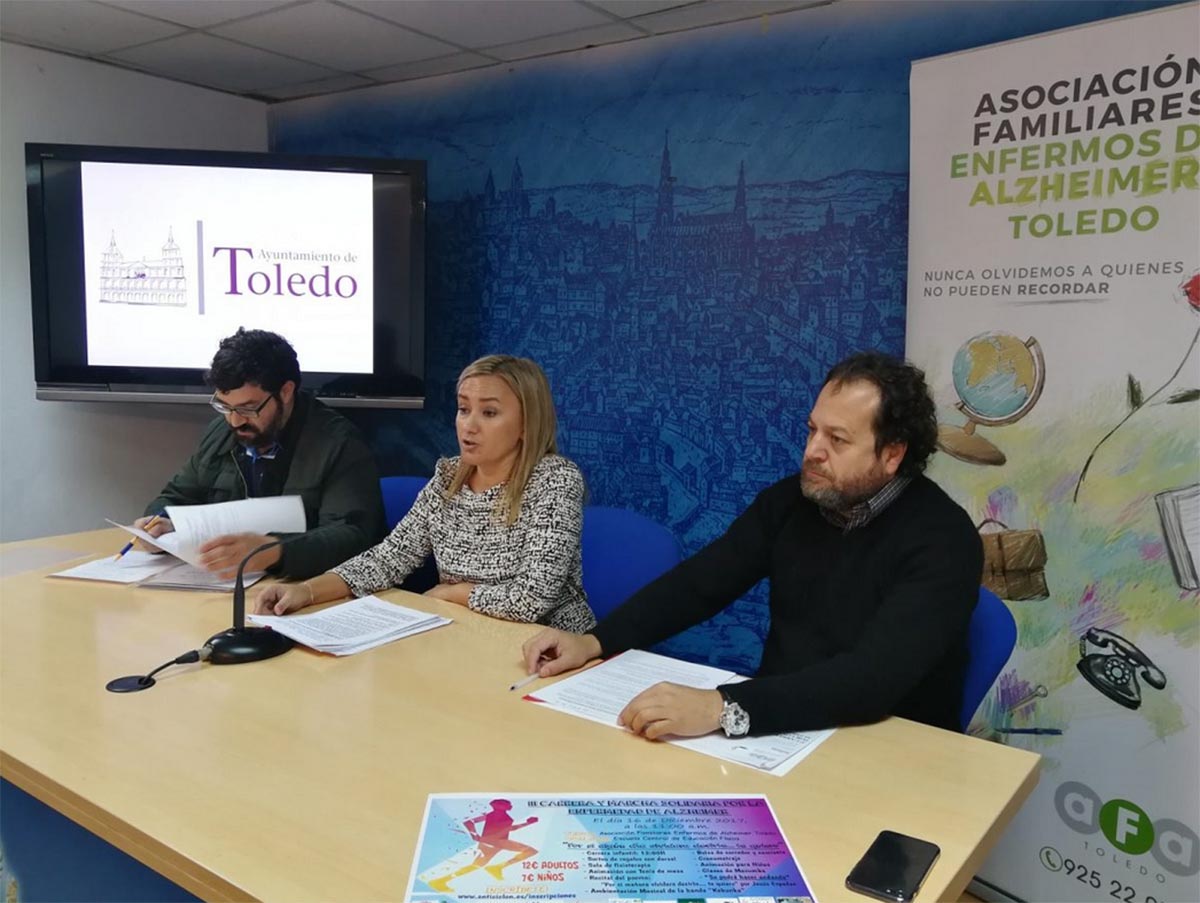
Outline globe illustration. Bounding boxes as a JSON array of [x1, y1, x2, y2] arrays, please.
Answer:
[[939, 332, 1045, 465]]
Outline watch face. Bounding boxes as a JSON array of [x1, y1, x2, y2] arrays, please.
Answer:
[[721, 701, 750, 737]]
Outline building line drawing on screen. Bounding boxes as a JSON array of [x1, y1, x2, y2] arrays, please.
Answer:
[[99, 227, 187, 306]]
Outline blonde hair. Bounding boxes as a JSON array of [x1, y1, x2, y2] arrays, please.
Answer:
[[447, 355, 559, 524]]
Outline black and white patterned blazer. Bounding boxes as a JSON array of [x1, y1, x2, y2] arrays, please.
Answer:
[[333, 455, 595, 633]]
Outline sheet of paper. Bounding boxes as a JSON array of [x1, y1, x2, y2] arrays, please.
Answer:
[[531, 648, 736, 726], [248, 595, 451, 655], [528, 649, 834, 775], [405, 793, 817, 903], [107, 496, 306, 568], [106, 519, 193, 564], [674, 726, 836, 776], [165, 496, 306, 563], [166, 495, 306, 540], [50, 551, 177, 584], [321, 617, 451, 656], [250, 595, 435, 644]]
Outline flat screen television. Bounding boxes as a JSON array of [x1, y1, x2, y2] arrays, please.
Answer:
[[25, 142, 425, 408]]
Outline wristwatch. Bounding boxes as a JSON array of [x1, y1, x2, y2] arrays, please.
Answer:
[[717, 687, 750, 737]]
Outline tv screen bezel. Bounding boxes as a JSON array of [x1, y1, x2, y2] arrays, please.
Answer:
[[25, 142, 426, 409]]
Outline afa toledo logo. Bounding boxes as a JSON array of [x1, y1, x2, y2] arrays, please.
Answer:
[[1055, 781, 1198, 877]]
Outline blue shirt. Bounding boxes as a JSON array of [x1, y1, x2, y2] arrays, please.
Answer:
[[239, 441, 281, 497]]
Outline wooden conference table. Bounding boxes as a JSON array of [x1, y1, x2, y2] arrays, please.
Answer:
[[1, 528, 1039, 902]]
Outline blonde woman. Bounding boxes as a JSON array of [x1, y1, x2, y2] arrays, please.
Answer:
[[253, 355, 595, 633]]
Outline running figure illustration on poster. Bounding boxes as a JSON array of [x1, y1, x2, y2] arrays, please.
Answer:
[[425, 799, 538, 893]]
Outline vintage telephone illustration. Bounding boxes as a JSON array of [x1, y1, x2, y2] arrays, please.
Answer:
[[1077, 628, 1167, 710]]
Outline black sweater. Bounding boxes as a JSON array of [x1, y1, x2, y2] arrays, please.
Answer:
[[592, 474, 983, 734]]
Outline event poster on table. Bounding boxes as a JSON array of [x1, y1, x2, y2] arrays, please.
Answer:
[[405, 794, 815, 903]]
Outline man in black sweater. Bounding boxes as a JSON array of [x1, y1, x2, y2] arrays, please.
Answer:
[[522, 351, 982, 738]]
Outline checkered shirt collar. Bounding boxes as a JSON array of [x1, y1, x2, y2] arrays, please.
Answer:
[[818, 476, 911, 531]]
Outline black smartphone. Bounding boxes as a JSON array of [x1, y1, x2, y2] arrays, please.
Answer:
[[845, 830, 941, 902]]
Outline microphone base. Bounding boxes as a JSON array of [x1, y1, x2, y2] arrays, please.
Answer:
[[206, 627, 295, 664], [106, 675, 155, 693]]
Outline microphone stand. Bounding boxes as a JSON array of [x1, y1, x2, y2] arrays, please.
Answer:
[[205, 538, 295, 664]]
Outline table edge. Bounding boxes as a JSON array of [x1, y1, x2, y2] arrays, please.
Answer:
[[1, 750, 255, 902]]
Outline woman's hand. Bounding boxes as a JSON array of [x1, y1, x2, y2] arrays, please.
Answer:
[[253, 582, 315, 615]]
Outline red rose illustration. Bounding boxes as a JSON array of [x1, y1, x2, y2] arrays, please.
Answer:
[[1183, 272, 1200, 311]]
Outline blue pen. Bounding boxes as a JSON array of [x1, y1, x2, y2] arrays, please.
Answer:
[[115, 514, 160, 560]]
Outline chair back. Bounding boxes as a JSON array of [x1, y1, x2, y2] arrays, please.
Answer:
[[380, 475, 428, 530], [961, 587, 1018, 730], [582, 506, 682, 620], [378, 475, 438, 593]]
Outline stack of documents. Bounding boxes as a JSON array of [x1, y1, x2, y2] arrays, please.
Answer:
[[142, 562, 265, 591], [51, 551, 264, 591], [248, 595, 451, 656], [526, 649, 834, 776], [53, 550, 178, 584]]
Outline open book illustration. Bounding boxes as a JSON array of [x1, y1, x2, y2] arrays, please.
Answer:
[[1156, 484, 1199, 591]]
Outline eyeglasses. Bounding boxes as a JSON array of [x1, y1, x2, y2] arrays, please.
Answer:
[[209, 392, 275, 418]]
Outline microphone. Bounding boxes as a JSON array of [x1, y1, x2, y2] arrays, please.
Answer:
[[205, 538, 296, 665], [105, 539, 295, 691]]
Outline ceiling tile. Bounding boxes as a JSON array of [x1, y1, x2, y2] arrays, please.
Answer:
[[106, 31, 339, 90], [588, 0, 697, 18], [259, 72, 377, 99], [103, 0, 295, 29], [633, 0, 811, 34], [210, 1, 457, 71], [344, 0, 612, 49], [2, 0, 836, 102], [362, 50, 494, 83], [0, 0, 185, 54], [486, 21, 641, 60]]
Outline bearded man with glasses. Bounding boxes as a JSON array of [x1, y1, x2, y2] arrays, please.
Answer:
[[135, 328, 385, 579]]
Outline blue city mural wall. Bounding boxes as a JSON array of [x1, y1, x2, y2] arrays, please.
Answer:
[[272, 0, 1176, 673]]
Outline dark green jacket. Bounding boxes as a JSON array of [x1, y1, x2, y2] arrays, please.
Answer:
[[145, 392, 385, 580]]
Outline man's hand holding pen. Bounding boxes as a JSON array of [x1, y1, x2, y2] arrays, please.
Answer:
[[128, 514, 172, 554]]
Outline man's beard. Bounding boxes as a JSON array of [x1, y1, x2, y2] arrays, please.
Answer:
[[233, 407, 283, 448], [800, 464, 890, 512]]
